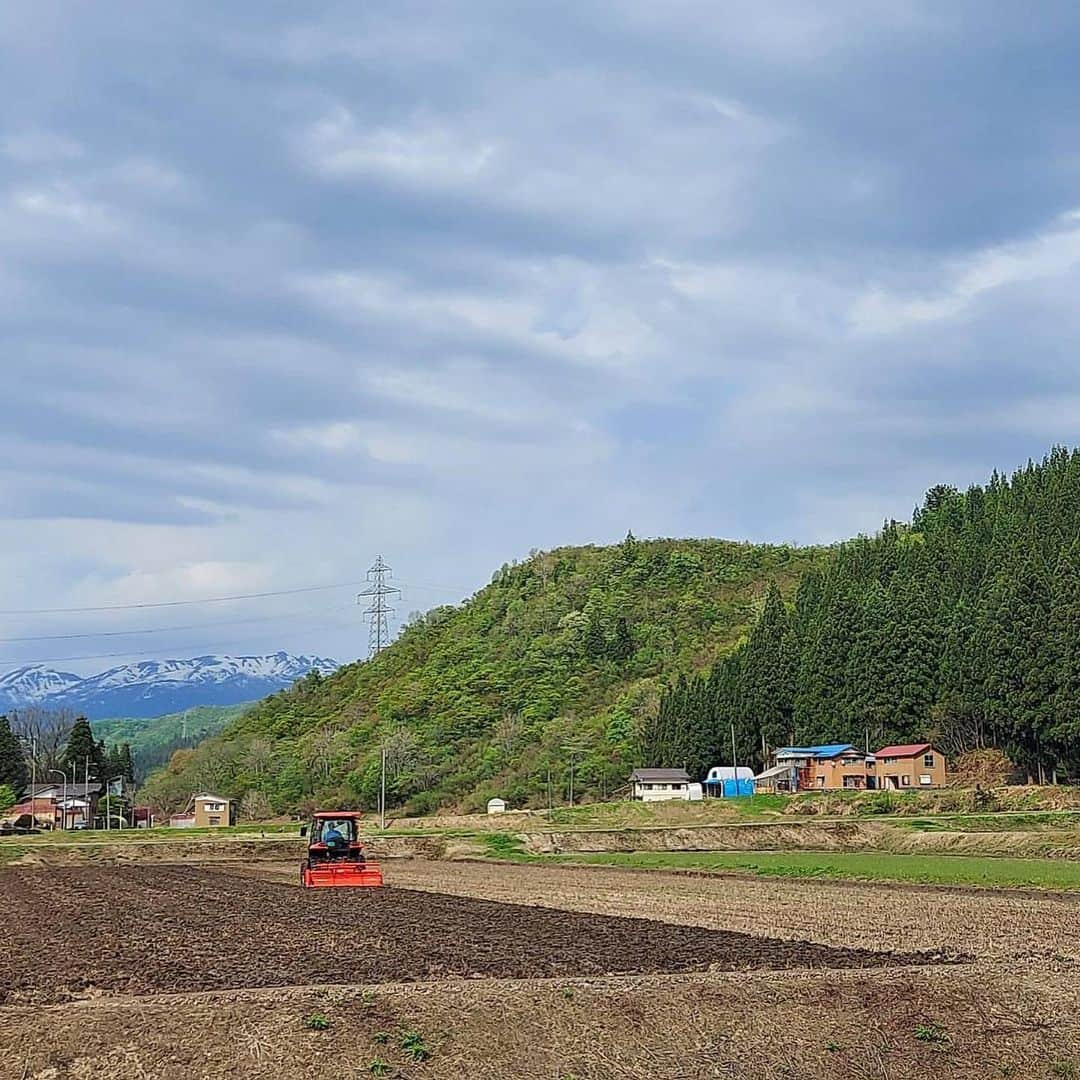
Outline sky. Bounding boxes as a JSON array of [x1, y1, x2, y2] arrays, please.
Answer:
[[3, 2, 1080, 673]]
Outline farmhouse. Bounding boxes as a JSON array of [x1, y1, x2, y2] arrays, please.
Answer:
[[773, 745, 869, 791], [630, 768, 691, 802], [27, 782, 103, 828], [192, 793, 235, 827], [870, 743, 947, 790]]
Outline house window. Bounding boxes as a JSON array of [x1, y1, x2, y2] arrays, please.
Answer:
[[203, 802, 225, 812], [901, 775, 910, 787], [642, 784, 653, 791], [923, 754, 934, 768], [208, 816, 221, 826]]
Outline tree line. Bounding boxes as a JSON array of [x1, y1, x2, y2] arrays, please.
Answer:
[[641, 447, 1080, 782], [0, 712, 135, 810]]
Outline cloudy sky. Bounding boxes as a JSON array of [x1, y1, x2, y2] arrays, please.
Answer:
[[2, 2, 1079, 672]]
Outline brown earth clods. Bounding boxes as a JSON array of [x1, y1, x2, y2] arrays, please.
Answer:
[[0, 865, 954, 1006]]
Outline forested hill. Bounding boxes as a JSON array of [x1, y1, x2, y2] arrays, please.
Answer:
[[141, 537, 825, 814], [645, 447, 1080, 783]]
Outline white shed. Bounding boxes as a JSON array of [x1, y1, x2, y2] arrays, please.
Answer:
[[486, 797, 507, 815]]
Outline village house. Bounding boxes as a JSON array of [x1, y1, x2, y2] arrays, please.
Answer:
[[772, 745, 869, 791], [26, 782, 103, 828], [629, 768, 692, 802], [870, 743, 947, 790], [192, 793, 235, 827]]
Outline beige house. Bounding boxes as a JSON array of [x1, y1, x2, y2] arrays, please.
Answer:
[[630, 767, 691, 802], [870, 744, 947, 790], [192, 793, 234, 827]]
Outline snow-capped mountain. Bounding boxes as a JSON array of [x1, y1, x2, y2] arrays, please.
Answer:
[[0, 664, 82, 704], [0, 652, 339, 719]]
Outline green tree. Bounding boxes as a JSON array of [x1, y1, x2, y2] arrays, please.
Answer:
[[610, 616, 635, 663], [61, 718, 104, 781], [0, 715, 28, 794], [740, 583, 795, 760], [119, 743, 136, 785], [0, 783, 16, 812]]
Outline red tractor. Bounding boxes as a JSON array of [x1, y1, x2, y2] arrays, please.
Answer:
[[300, 811, 383, 888]]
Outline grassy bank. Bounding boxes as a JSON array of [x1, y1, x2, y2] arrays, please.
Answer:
[[555, 849, 1080, 889]]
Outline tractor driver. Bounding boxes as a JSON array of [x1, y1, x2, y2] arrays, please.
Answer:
[[321, 820, 347, 851]]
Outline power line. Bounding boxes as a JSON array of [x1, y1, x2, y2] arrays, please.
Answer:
[[0, 603, 356, 644], [358, 556, 400, 657], [0, 579, 369, 617], [0, 613, 360, 667]]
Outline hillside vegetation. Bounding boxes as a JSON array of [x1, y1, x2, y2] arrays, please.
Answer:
[[93, 703, 251, 782], [141, 537, 825, 814], [647, 447, 1080, 782]]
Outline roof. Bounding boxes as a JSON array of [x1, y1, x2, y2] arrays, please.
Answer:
[[312, 811, 362, 819], [705, 766, 755, 782], [30, 782, 102, 797], [755, 764, 795, 780], [630, 768, 691, 782], [775, 744, 855, 760], [873, 743, 932, 759], [4, 799, 54, 816], [193, 793, 231, 803]]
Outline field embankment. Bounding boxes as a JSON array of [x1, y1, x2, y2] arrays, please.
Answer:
[[5, 805, 1080, 871]]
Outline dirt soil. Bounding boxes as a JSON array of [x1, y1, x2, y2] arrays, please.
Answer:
[[1, 861, 1078, 1079], [2, 965, 1078, 1080], [0, 866, 949, 1006], [374, 858, 1080, 960]]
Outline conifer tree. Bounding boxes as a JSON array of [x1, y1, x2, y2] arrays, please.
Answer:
[[0, 715, 28, 794], [120, 743, 136, 785], [740, 583, 794, 760], [61, 718, 103, 781], [610, 617, 634, 663]]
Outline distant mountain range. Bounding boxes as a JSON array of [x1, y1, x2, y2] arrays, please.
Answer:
[[0, 652, 340, 719]]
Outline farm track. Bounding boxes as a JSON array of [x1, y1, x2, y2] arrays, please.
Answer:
[[0, 866, 951, 1006]]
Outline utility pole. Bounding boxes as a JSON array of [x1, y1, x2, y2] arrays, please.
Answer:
[[358, 556, 401, 658], [379, 747, 387, 830], [561, 744, 584, 807]]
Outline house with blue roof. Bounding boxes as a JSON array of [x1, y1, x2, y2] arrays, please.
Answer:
[[761, 743, 870, 792]]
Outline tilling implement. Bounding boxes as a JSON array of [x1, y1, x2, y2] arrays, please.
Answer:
[[300, 811, 383, 888]]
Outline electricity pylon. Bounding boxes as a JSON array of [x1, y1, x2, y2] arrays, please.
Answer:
[[358, 555, 400, 657]]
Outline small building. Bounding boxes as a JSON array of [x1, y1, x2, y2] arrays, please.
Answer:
[[28, 783, 103, 828], [169, 813, 196, 828], [753, 763, 798, 794], [870, 744, 947, 790], [1, 797, 56, 830], [630, 767, 692, 802], [704, 766, 755, 798], [774, 744, 869, 791], [486, 797, 507, 815], [192, 793, 235, 827]]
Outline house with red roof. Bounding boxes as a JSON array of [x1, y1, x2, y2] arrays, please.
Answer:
[[870, 743, 947, 790]]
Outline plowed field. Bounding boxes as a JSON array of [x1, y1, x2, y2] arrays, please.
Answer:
[[0, 865, 950, 1005]]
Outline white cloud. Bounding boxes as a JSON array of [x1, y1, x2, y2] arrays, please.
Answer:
[[850, 211, 1080, 335], [301, 107, 496, 186]]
